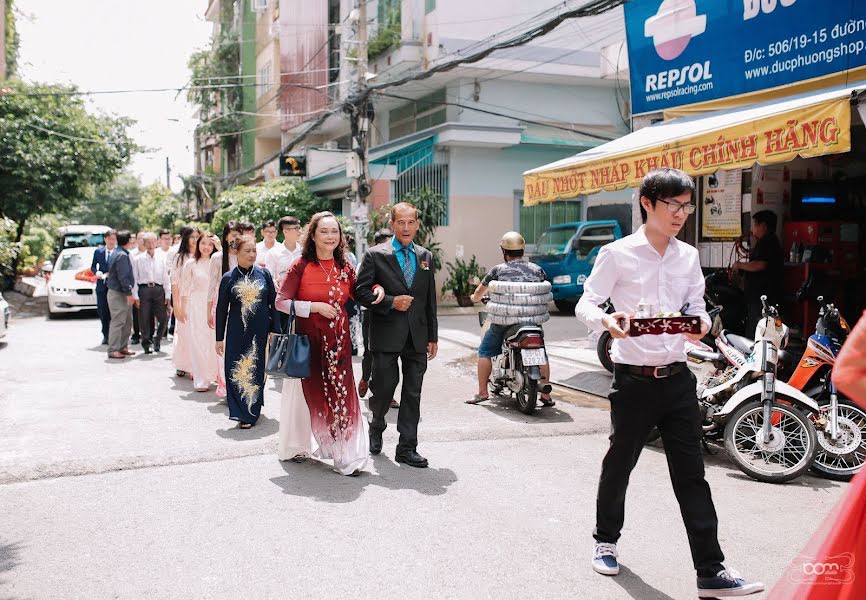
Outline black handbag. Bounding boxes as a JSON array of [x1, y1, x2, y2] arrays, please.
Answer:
[[265, 302, 311, 379]]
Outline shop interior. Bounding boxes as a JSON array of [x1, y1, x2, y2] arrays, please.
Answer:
[[690, 109, 866, 341]]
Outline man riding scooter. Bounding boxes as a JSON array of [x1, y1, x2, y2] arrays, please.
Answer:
[[467, 231, 554, 406]]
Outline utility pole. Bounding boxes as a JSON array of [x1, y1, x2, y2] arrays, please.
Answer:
[[349, 0, 371, 259], [165, 157, 171, 189]]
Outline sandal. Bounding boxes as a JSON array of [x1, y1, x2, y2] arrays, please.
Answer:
[[466, 394, 489, 405], [238, 423, 253, 429], [540, 385, 555, 407], [176, 370, 187, 377], [291, 454, 307, 463]]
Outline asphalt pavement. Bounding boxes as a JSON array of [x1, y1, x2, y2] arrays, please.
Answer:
[[0, 303, 851, 599]]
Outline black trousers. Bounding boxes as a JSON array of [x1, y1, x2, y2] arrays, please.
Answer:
[[138, 285, 167, 346], [370, 339, 427, 454], [594, 367, 725, 577], [95, 287, 110, 340], [132, 304, 141, 338], [168, 296, 176, 335], [360, 310, 373, 382]]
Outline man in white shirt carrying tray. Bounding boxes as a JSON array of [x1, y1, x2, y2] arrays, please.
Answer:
[[575, 168, 763, 598]]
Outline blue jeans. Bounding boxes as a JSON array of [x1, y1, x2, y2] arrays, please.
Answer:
[[478, 324, 509, 358]]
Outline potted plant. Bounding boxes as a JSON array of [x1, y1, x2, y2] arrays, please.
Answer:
[[441, 256, 486, 307]]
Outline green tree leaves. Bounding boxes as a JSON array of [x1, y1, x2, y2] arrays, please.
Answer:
[[0, 81, 137, 273], [211, 179, 331, 236], [135, 183, 183, 232]]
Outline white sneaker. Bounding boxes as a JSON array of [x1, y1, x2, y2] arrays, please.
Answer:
[[697, 568, 764, 597], [592, 542, 619, 576]]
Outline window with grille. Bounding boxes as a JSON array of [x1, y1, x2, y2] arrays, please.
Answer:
[[517, 194, 583, 247], [257, 61, 272, 98], [374, 138, 449, 226], [388, 89, 447, 140]]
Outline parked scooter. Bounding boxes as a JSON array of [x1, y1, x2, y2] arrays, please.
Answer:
[[786, 297, 866, 480], [687, 296, 820, 483], [478, 299, 549, 415]]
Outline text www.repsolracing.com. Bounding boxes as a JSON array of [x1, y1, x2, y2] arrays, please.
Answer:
[[745, 39, 866, 80], [645, 81, 714, 103]]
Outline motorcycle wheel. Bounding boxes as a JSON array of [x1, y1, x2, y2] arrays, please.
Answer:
[[516, 378, 538, 415], [724, 399, 818, 484], [811, 399, 866, 480], [597, 331, 614, 373]]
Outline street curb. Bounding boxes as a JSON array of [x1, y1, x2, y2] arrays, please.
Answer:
[[437, 330, 605, 390]]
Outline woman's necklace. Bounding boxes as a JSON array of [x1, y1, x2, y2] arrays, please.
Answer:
[[318, 258, 336, 282]]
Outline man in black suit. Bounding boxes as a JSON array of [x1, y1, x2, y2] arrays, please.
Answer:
[[91, 229, 117, 345], [356, 202, 438, 468]]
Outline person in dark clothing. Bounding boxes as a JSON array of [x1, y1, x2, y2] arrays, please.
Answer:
[[357, 228, 396, 407], [106, 230, 137, 360], [91, 229, 117, 345], [734, 210, 784, 336]]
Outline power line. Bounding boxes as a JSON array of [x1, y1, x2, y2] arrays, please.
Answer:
[[200, 0, 626, 185], [20, 122, 110, 144], [374, 90, 614, 140]]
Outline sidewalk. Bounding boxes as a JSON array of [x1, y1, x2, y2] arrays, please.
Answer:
[[438, 325, 613, 397]]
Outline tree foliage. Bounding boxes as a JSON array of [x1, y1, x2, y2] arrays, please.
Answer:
[[186, 0, 242, 167], [211, 179, 331, 237], [4, 0, 19, 77], [0, 81, 136, 237], [69, 172, 144, 232], [135, 183, 183, 233]]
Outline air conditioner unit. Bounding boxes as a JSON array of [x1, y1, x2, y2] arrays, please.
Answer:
[[252, 0, 268, 13]]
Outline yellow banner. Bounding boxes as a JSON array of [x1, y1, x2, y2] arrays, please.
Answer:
[[523, 97, 851, 206]]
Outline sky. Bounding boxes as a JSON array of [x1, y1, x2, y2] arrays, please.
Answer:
[[16, 0, 213, 192]]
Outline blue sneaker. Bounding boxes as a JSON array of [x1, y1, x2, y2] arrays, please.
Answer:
[[697, 568, 764, 597], [592, 542, 619, 576]]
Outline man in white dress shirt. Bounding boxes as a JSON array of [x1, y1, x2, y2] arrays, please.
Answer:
[[265, 216, 303, 288], [132, 232, 171, 354], [575, 169, 763, 598], [255, 220, 279, 268]]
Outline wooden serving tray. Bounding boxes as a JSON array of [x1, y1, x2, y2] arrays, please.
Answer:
[[628, 316, 703, 337]]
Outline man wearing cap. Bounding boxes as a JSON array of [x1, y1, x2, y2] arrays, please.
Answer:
[[467, 231, 554, 406]]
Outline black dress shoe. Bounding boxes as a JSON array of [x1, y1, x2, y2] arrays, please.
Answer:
[[142, 345, 152, 355], [369, 430, 383, 455], [131, 336, 141, 345], [395, 450, 428, 468], [101, 338, 108, 345], [153, 342, 161, 353]]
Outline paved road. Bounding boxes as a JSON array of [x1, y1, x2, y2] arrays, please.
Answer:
[[0, 306, 849, 599], [439, 311, 590, 344]]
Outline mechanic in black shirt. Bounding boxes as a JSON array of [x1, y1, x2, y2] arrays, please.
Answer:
[[734, 210, 784, 336]]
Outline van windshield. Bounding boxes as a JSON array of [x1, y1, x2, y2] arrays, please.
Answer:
[[63, 233, 105, 249], [535, 227, 576, 257]]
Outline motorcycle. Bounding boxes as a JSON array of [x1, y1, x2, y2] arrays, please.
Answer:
[[786, 296, 866, 480], [686, 296, 820, 483], [479, 299, 549, 415]]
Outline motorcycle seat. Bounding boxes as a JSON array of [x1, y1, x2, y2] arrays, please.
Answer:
[[505, 324, 543, 343], [688, 349, 723, 363], [720, 331, 754, 355]]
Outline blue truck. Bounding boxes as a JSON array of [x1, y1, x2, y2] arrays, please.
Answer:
[[530, 220, 623, 313]]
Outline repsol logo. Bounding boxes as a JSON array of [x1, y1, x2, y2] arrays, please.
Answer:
[[744, 0, 796, 21], [646, 61, 713, 92]]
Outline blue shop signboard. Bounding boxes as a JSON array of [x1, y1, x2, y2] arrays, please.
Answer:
[[625, 0, 866, 115]]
